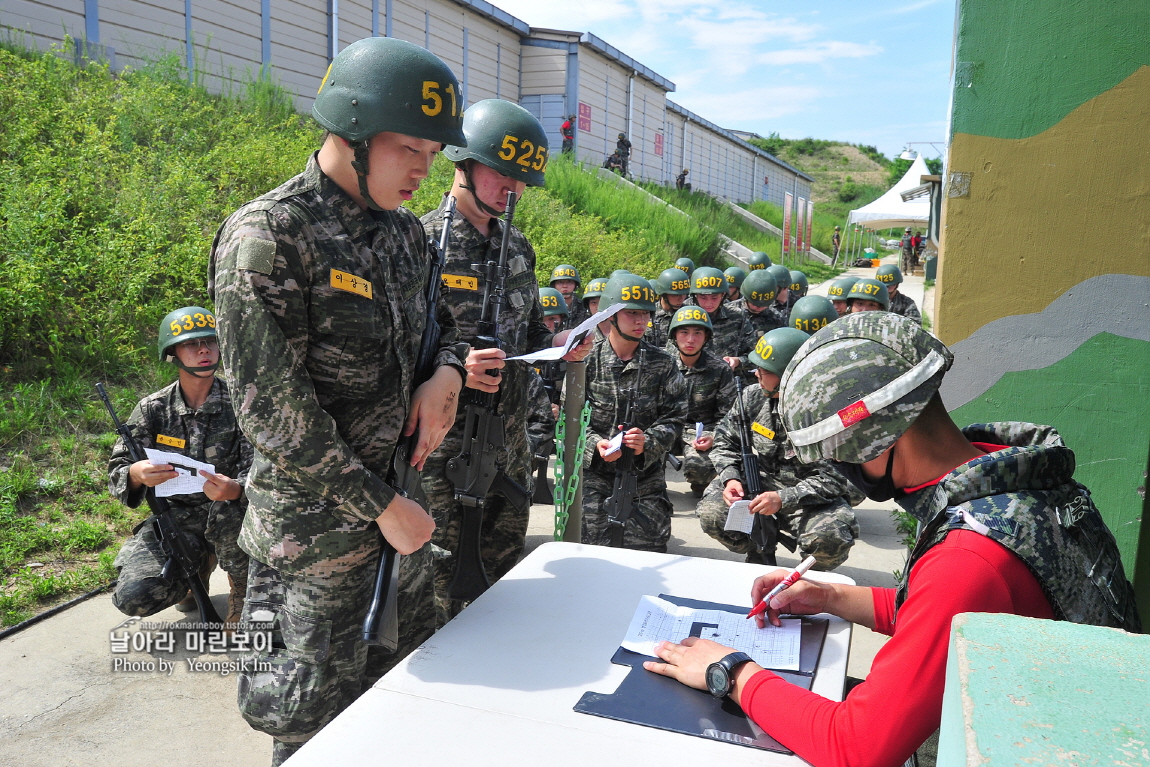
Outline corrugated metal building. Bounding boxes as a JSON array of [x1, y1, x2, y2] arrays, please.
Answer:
[[4, 0, 812, 203]]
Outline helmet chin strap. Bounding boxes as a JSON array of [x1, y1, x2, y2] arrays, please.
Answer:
[[175, 360, 220, 379], [349, 141, 384, 212], [457, 161, 505, 219], [610, 317, 643, 344]]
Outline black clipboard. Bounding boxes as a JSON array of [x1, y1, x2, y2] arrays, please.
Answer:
[[573, 594, 829, 754]]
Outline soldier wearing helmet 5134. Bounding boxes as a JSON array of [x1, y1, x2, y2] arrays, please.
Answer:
[[875, 264, 921, 324], [108, 307, 253, 636], [690, 266, 743, 361], [582, 274, 687, 551], [549, 263, 589, 329], [208, 37, 472, 762], [666, 306, 738, 495], [650, 267, 693, 347], [696, 326, 859, 568], [789, 295, 838, 335], [422, 97, 593, 628]]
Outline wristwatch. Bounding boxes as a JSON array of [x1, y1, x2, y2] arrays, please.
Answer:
[[706, 651, 753, 698]]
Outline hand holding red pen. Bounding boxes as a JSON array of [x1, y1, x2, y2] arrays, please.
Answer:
[[748, 556, 829, 628]]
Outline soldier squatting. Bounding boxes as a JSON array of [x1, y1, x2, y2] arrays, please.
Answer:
[[99, 36, 1140, 767]]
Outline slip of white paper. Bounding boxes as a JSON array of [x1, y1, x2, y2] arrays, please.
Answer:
[[622, 595, 800, 671], [602, 430, 624, 456], [144, 448, 214, 497], [724, 500, 755, 534], [506, 302, 625, 363]]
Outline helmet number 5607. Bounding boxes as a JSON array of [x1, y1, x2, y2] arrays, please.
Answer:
[[422, 81, 458, 117]]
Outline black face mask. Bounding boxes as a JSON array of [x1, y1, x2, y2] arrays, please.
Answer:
[[832, 445, 902, 502]]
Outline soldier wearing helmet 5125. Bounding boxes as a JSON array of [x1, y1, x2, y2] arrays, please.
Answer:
[[690, 266, 743, 361], [208, 37, 473, 761], [875, 264, 921, 324], [549, 263, 589, 329], [666, 306, 737, 495], [650, 267, 693, 347]]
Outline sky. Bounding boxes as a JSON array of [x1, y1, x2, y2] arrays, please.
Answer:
[[493, 0, 956, 161]]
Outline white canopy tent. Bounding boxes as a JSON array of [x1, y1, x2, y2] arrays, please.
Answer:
[[848, 154, 931, 230]]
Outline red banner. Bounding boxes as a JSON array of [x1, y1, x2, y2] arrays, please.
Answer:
[[805, 199, 814, 257], [782, 192, 793, 260], [796, 197, 806, 256], [577, 102, 592, 132], [653, 132, 664, 157]]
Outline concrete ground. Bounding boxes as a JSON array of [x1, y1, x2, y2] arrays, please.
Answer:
[[0, 467, 906, 767]]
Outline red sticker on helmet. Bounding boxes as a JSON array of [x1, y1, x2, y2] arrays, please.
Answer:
[[837, 401, 871, 428]]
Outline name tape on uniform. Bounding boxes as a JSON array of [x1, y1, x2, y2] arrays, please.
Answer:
[[751, 422, 776, 440], [442, 274, 479, 291], [155, 434, 186, 449], [330, 269, 372, 299]]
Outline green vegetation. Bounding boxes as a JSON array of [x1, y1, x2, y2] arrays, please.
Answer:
[[885, 156, 943, 187]]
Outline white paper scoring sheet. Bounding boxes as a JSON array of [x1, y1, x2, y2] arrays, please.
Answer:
[[145, 448, 214, 497], [724, 500, 756, 534], [621, 595, 801, 671], [507, 303, 625, 363]]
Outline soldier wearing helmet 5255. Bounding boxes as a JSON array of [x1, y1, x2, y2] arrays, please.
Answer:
[[875, 264, 921, 324], [549, 263, 589, 329], [208, 38, 472, 762], [690, 266, 743, 361]]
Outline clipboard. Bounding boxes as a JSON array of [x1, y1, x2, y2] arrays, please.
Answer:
[[573, 594, 829, 754]]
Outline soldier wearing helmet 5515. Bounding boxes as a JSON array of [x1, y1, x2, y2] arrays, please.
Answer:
[[696, 326, 859, 569], [582, 275, 687, 551], [666, 306, 737, 495], [549, 263, 589, 328], [690, 266, 743, 361], [848, 277, 890, 313], [422, 98, 593, 628], [650, 267, 693, 347], [208, 37, 472, 762], [728, 269, 785, 378], [875, 264, 921, 324]]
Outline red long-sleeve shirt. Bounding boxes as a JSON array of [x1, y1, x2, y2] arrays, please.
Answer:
[[741, 529, 1055, 767]]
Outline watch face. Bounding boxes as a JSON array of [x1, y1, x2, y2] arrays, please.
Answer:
[[706, 663, 729, 697]]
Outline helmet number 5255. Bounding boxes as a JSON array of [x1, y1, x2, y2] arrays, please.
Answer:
[[422, 81, 458, 117]]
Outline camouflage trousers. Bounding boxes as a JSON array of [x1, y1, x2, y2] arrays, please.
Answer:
[[422, 364, 534, 626], [581, 468, 673, 552], [696, 481, 859, 570], [237, 544, 435, 766], [682, 443, 717, 488], [111, 499, 248, 617]]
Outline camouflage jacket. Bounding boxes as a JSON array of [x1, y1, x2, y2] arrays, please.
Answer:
[[108, 378, 253, 514], [207, 153, 467, 573], [895, 423, 1141, 632], [525, 369, 556, 458], [564, 295, 590, 331], [705, 303, 745, 359], [888, 291, 922, 324], [733, 304, 787, 370], [672, 349, 738, 436], [582, 337, 687, 477], [710, 384, 855, 513], [649, 307, 674, 348]]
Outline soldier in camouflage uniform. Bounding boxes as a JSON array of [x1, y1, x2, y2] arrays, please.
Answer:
[[649, 267, 692, 347], [665, 306, 737, 495], [582, 274, 688, 551], [689, 266, 743, 360], [727, 269, 784, 378], [421, 99, 591, 625], [697, 327, 859, 569], [207, 39, 469, 765], [876, 264, 921, 323], [746, 251, 772, 272], [536, 287, 568, 412], [788, 270, 808, 309], [789, 295, 839, 336], [847, 277, 889, 313], [763, 263, 793, 326], [825, 275, 859, 317], [724, 266, 746, 302], [525, 369, 556, 497], [108, 306, 252, 624], [548, 264, 589, 330], [644, 313, 1139, 767]]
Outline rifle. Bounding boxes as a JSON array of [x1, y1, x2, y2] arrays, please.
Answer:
[[733, 376, 779, 566], [605, 350, 644, 547], [95, 383, 223, 628], [444, 190, 530, 604], [364, 196, 458, 649]]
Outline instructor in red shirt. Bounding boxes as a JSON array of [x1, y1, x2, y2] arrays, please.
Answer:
[[646, 312, 1140, 767]]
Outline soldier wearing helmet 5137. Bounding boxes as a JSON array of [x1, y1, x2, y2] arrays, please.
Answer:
[[875, 264, 921, 324], [848, 277, 890, 313], [690, 266, 743, 361], [208, 38, 472, 762], [650, 267, 692, 347], [549, 263, 589, 329], [581, 274, 687, 551], [108, 307, 253, 634], [665, 306, 738, 495], [696, 327, 859, 568]]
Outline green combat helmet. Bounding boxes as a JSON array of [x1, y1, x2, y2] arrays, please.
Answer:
[[690, 266, 727, 295], [548, 264, 581, 288], [766, 263, 792, 292], [655, 267, 691, 296], [602, 274, 658, 343], [610, 269, 632, 279], [582, 277, 609, 309], [875, 264, 904, 287], [674, 257, 696, 275], [790, 295, 838, 335], [159, 306, 219, 378], [779, 312, 952, 464], [847, 278, 890, 310], [741, 269, 779, 307], [746, 251, 772, 271], [724, 266, 747, 289], [749, 327, 810, 379], [789, 270, 809, 299], [668, 305, 713, 337], [313, 37, 466, 210], [538, 287, 569, 317], [826, 276, 860, 302]]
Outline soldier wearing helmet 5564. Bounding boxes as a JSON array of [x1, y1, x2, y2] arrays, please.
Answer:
[[582, 275, 687, 551], [208, 37, 471, 762], [108, 307, 253, 639], [875, 264, 921, 324], [650, 267, 693, 347], [696, 326, 859, 569], [690, 266, 743, 361], [666, 306, 738, 495], [549, 264, 589, 329]]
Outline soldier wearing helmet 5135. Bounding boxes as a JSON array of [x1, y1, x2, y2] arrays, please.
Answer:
[[666, 306, 738, 495], [422, 98, 593, 627], [582, 274, 687, 551], [650, 267, 692, 347], [875, 264, 921, 324], [696, 327, 859, 568], [690, 266, 743, 361], [108, 307, 253, 634], [208, 38, 472, 762], [549, 263, 589, 329]]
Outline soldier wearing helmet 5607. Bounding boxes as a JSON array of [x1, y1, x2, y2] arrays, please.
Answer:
[[548, 263, 589, 329], [422, 98, 593, 627], [666, 306, 738, 495], [650, 267, 692, 347], [208, 38, 471, 764], [875, 264, 921, 324], [107, 307, 253, 631], [690, 266, 743, 361]]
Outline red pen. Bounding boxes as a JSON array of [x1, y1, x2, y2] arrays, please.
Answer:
[[746, 555, 817, 619]]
